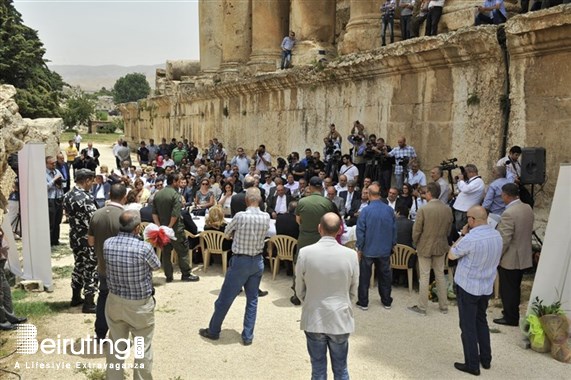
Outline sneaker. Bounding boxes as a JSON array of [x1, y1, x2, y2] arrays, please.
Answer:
[[383, 304, 392, 310], [356, 302, 369, 311], [290, 296, 301, 306], [408, 305, 427, 316]]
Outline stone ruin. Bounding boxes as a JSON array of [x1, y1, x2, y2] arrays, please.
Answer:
[[119, 3, 571, 233], [0, 85, 62, 226]]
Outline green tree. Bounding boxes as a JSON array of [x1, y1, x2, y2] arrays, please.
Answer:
[[0, 0, 64, 117], [113, 73, 151, 103], [62, 93, 95, 129]]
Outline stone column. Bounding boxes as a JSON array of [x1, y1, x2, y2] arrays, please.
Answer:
[[339, 0, 381, 54], [289, 0, 336, 66], [248, 0, 290, 73], [199, 0, 223, 73], [221, 0, 253, 73]]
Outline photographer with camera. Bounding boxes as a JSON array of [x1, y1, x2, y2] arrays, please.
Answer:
[[323, 138, 342, 182], [387, 137, 417, 190], [347, 134, 367, 187], [452, 164, 485, 231], [325, 123, 343, 149], [288, 152, 306, 181], [252, 144, 272, 180]]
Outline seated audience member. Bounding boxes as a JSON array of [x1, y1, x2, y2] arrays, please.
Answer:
[[394, 205, 417, 286], [326, 186, 346, 218], [133, 178, 150, 205], [409, 185, 428, 222], [203, 205, 232, 252], [194, 179, 215, 215], [275, 201, 299, 275], [218, 183, 236, 217], [339, 180, 361, 218], [284, 173, 300, 196], [266, 184, 292, 219], [346, 188, 370, 227], [475, 0, 507, 25]]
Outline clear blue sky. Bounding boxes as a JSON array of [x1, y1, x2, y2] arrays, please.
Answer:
[[13, 0, 200, 66]]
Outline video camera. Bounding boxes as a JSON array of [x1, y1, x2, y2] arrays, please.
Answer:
[[397, 156, 410, 168], [439, 158, 458, 172]]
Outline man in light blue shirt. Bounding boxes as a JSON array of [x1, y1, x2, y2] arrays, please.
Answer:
[[482, 166, 510, 215], [475, 0, 508, 25], [280, 31, 296, 70], [448, 206, 502, 376]]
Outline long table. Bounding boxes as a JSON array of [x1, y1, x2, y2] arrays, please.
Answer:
[[191, 215, 276, 237]]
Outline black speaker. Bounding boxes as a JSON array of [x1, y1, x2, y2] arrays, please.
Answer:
[[520, 147, 546, 185]]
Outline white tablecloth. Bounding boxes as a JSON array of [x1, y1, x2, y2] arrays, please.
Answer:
[[192, 216, 276, 237]]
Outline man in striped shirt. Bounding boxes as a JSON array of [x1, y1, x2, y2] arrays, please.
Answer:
[[448, 206, 502, 376], [199, 187, 270, 345], [104, 210, 160, 380]]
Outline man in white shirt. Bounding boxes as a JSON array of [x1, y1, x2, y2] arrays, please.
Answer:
[[284, 174, 300, 195], [339, 155, 359, 184], [386, 187, 400, 210], [334, 175, 349, 195], [252, 144, 272, 179], [453, 164, 485, 230], [407, 161, 427, 187], [496, 145, 522, 183], [260, 175, 276, 196]]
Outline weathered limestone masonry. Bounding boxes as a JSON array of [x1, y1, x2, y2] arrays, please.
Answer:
[[121, 6, 571, 233], [0, 85, 62, 225]]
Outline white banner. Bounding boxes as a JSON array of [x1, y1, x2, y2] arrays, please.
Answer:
[[527, 164, 571, 317], [19, 143, 53, 290]]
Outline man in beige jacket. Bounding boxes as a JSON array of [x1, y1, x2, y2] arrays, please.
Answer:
[[409, 182, 453, 315], [494, 183, 534, 326]]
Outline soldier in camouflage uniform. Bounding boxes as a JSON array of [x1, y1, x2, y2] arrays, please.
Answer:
[[63, 168, 98, 313]]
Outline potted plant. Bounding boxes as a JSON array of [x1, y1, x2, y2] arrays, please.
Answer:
[[529, 297, 570, 363]]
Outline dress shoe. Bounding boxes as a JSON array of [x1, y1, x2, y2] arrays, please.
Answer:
[[493, 318, 518, 326], [0, 321, 17, 331], [454, 362, 480, 376], [7, 315, 27, 324], [258, 289, 269, 297], [181, 273, 200, 282], [290, 296, 301, 306], [165, 277, 173, 283], [242, 339, 252, 346], [82, 295, 97, 314], [480, 361, 491, 370], [198, 328, 219, 341]]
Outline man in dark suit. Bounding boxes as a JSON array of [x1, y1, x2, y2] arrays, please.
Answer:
[[276, 201, 300, 239], [81, 142, 101, 167], [338, 180, 361, 218], [494, 183, 534, 327], [266, 184, 292, 219], [55, 153, 71, 194]]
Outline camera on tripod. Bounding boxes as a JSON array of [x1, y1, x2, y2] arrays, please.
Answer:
[[398, 156, 410, 168], [439, 158, 458, 172]]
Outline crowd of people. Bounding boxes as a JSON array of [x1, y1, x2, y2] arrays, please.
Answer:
[[35, 123, 539, 377]]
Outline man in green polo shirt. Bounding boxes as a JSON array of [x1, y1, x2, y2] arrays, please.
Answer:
[[291, 176, 335, 305], [152, 173, 199, 282], [171, 141, 188, 166]]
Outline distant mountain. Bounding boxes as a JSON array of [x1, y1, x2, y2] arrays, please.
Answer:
[[48, 64, 165, 92]]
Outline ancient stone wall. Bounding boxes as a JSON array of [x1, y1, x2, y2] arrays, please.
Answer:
[[121, 7, 571, 232]]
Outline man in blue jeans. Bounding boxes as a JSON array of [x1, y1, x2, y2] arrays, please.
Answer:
[[296, 213, 359, 379], [199, 187, 270, 345], [356, 182, 396, 310]]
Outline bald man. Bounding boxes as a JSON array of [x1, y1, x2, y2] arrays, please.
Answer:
[[448, 206, 502, 375]]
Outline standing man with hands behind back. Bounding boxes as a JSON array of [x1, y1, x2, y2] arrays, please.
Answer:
[[296, 213, 359, 380]]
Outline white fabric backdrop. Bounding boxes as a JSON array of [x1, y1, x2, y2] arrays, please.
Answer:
[[527, 164, 571, 317], [19, 143, 53, 290]]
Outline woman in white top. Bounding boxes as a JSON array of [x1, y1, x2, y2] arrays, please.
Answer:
[[218, 183, 236, 217]]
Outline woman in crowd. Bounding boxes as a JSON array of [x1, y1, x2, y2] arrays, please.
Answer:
[[124, 189, 143, 212], [133, 178, 150, 205], [218, 183, 236, 217], [203, 205, 232, 252], [409, 184, 427, 221], [194, 178, 216, 215], [399, 182, 414, 210]]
